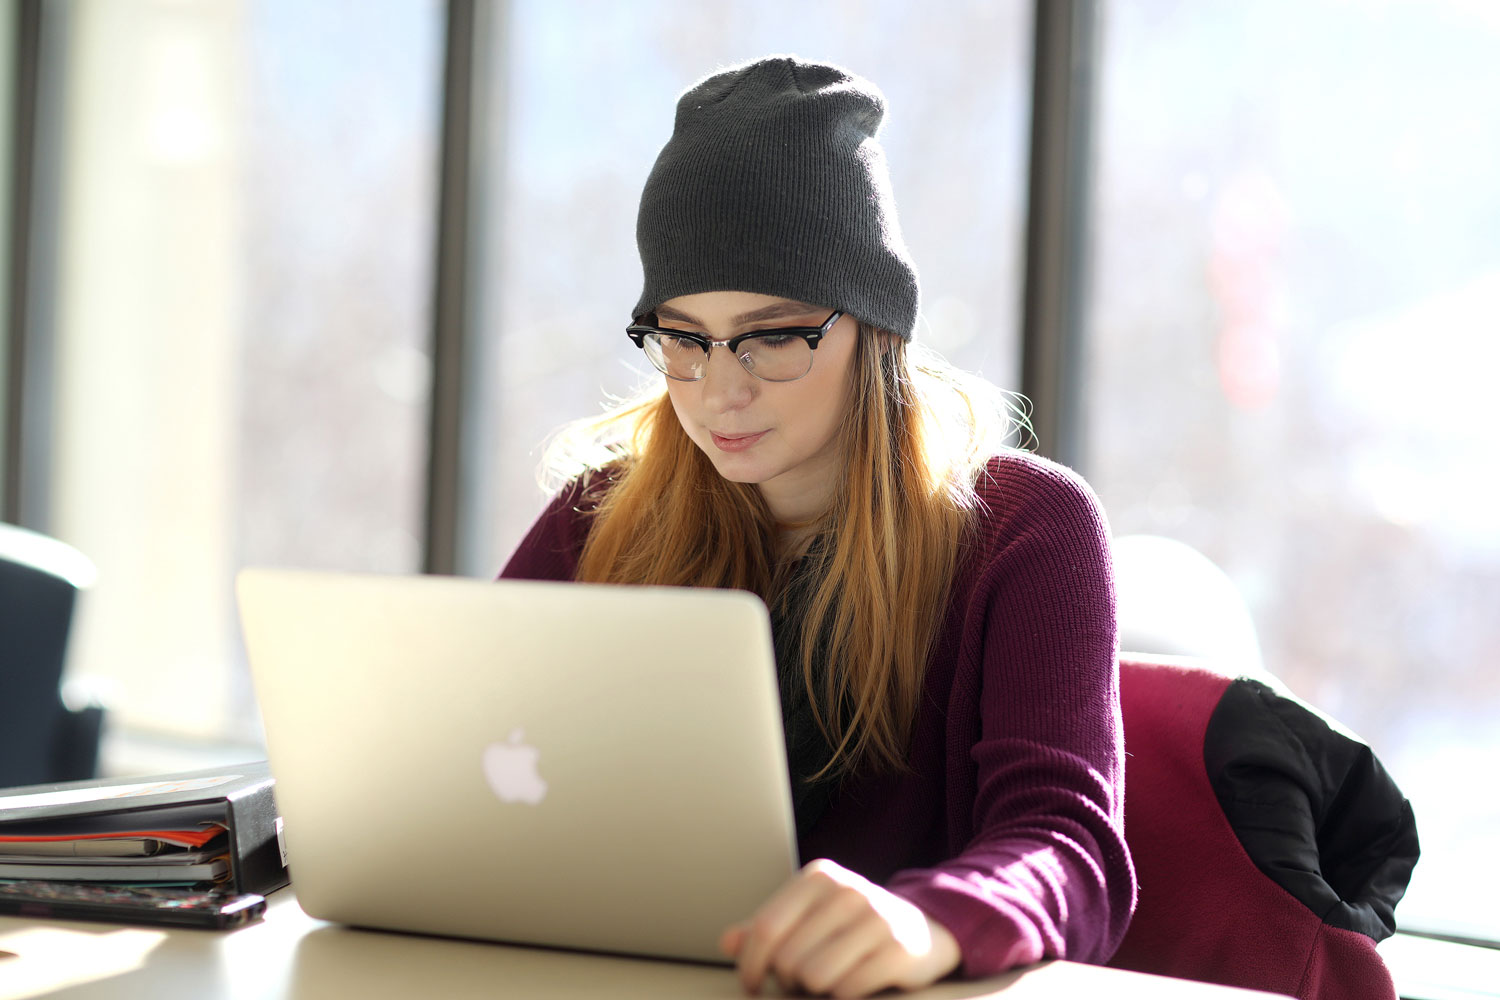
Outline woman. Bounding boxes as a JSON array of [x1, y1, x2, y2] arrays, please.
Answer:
[[501, 56, 1136, 997]]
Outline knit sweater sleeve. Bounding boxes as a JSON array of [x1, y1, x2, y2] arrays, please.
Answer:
[[885, 456, 1136, 976], [496, 474, 600, 582]]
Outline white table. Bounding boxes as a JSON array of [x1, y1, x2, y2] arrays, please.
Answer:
[[0, 889, 1292, 1000]]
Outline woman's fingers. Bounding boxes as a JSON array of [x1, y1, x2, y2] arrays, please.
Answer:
[[719, 923, 747, 959], [733, 863, 849, 992], [777, 908, 889, 995], [825, 936, 910, 999], [724, 859, 962, 997], [765, 883, 878, 990], [826, 916, 962, 998]]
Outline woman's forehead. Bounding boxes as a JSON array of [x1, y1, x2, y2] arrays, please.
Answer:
[[655, 292, 828, 326]]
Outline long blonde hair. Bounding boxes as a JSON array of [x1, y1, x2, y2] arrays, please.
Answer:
[[542, 327, 1027, 776]]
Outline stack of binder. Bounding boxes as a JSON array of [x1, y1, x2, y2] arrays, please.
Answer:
[[0, 761, 289, 896]]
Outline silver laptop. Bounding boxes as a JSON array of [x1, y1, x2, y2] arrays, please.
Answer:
[[236, 568, 799, 963]]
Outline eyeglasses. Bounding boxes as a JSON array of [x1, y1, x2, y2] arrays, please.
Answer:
[[625, 311, 843, 383]]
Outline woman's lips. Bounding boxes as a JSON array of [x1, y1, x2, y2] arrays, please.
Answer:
[[710, 430, 768, 452]]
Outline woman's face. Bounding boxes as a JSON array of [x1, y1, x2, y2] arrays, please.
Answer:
[[655, 290, 860, 523]]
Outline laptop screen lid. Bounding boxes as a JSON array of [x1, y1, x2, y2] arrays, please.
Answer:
[[237, 568, 799, 963]]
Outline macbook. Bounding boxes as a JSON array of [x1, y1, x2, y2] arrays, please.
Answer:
[[236, 568, 798, 963]]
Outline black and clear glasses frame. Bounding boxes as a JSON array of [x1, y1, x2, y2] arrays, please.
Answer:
[[625, 310, 843, 383]]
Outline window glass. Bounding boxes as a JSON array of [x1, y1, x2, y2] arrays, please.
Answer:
[[467, 0, 1033, 573], [49, 0, 442, 745], [1088, 0, 1500, 938]]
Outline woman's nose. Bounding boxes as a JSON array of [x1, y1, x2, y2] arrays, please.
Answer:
[[698, 343, 756, 410]]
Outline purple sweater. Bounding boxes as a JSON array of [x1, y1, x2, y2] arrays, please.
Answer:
[[500, 451, 1136, 976]]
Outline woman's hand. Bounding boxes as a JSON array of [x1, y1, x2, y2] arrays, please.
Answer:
[[719, 859, 961, 997]]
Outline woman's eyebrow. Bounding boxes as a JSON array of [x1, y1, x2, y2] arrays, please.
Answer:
[[651, 304, 702, 325], [733, 300, 822, 324], [654, 300, 822, 327]]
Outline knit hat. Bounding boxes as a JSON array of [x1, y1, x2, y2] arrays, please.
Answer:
[[632, 56, 920, 340]]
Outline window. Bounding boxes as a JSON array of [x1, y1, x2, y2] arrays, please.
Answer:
[[1087, 0, 1500, 939], [45, 0, 443, 746]]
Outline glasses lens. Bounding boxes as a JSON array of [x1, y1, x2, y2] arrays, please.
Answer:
[[739, 334, 813, 381], [643, 333, 707, 380]]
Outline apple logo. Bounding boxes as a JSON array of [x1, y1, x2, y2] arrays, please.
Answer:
[[482, 728, 548, 805]]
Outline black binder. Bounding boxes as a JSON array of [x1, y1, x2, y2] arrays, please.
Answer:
[[0, 761, 289, 895]]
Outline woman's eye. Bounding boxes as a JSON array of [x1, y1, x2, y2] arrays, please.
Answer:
[[753, 334, 797, 349]]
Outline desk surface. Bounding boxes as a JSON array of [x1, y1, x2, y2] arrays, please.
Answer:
[[0, 889, 1290, 1000]]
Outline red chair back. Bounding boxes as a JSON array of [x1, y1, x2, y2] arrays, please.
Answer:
[[1107, 655, 1417, 1000]]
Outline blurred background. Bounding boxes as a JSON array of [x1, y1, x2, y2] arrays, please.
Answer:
[[1, 0, 1495, 949]]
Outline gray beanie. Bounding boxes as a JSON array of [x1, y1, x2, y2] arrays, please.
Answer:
[[632, 56, 920, 340]]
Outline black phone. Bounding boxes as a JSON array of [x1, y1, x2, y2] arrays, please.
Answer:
[[0, 879, 267, 929]]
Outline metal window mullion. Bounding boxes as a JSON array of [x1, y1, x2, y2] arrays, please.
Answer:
[[1020, 0, 1099, 472], [5, 0, 67, 530], [424, 0, 483, 576]]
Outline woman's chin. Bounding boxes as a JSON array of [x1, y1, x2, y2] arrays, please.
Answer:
[[706, 460, 770, 485], [698, 449, 775, 485]]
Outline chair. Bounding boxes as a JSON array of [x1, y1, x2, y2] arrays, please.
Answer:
[[1108, 535, 1417, 996], [0, 522, 106, 787], [1106, 653, 1419, 999]]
